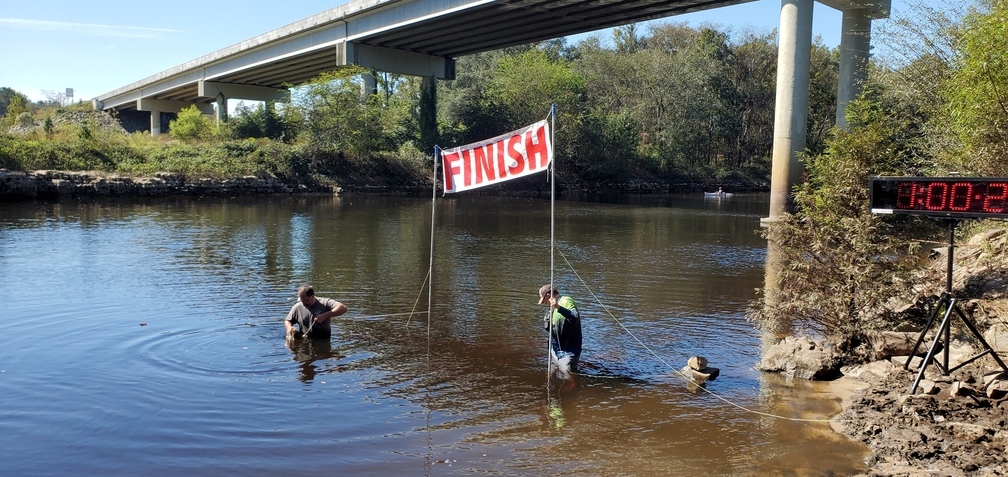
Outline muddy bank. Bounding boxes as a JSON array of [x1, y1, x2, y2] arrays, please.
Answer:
[[796, 228, 1008, 476], [834, 361, 1008, 477]]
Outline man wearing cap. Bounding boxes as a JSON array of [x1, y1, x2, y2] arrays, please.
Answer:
[[539, 284, 582, 374]]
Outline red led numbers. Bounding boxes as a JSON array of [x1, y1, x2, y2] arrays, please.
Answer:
[[871, 177, 1008, 218], [983, 182, 1008, 214]]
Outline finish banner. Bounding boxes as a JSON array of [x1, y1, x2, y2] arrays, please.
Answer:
[[441, 119, 552, 193]]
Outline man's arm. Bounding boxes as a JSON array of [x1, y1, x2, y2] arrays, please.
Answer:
[[315, 300, 348, 323], [284, 307, 299, 335], [555, 305, 578, 322]]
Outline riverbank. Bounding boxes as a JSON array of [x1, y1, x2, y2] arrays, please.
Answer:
[[0, 169, 765, 200], [0, 169, 329, 199], [817, 228, 1008, 476], [835, 360, 1008, 476]]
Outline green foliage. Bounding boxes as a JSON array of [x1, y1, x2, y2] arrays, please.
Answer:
[[750, 97, 922, 337], [15, 112, 33, 128], [417, 77, 437, 153], [5, 94, 30, 124], [806, 43, 840, 156], [942, 0, 1008, 175], [488, 49, 585, 127], [612, 24, 643, 53], [0, 87, 27, 118], [294, 67, 390, 158], [169, 105, 217, 143], [227, 101, 297, 141], [42, 116, 53, 135]]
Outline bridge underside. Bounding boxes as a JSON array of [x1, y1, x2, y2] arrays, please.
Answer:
[[97, 0, 772, 112]]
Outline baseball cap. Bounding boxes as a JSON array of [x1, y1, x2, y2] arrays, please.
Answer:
[[538, 284, 558, 304]]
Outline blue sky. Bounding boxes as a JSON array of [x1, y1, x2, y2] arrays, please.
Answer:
[[1, 0, 903, 103]]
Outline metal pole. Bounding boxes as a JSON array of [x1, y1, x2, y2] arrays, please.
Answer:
[[429, 146, 439, 336], [946, 220, 955, 294]]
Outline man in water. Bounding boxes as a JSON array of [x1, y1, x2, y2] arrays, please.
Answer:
[[285, 285, 348, 340], [539, 284, 582, 374]]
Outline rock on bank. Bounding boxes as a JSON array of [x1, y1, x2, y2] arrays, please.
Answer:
[[0, 170, 336, 199]]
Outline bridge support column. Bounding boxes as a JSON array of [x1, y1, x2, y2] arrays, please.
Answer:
[[763, 0, 813, 225], [215, 93, 227, 125], [149, 109, 163, 137], [362, 73, 377, 97], [836, 9, 872, 130]]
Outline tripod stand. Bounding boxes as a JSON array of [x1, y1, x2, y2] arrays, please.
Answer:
[[905, 219, 1008, 394]]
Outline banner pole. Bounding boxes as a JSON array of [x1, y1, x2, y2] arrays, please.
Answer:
[[547, 104, 557, 381], [550, 105, 556, 293], [429, 146, 439, 336]]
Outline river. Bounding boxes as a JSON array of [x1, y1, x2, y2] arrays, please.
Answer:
[[0, 193, 867, 476]]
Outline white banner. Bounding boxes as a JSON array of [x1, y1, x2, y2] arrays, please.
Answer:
[[441, 119, 552, 193]]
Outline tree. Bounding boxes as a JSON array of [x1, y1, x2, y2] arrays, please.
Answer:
[[169, 105, 217, 142], [3, 90, 29, 121], [295, 67, 389, 157], [0, 87, 28, 118], [613, 23, 643, 53], [942, 0, 1008, 175], [728, 32, 777, 170], [806, 41, 840, 156], [871, 0, 974, 173], [751, 97, 920, 338]]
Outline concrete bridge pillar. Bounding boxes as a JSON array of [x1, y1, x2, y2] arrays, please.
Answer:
[[836, 9, 872, 129], [362, 73, 378, 97], [215, 93, 227, 125], [150, 109, 162, 137], [764, 0, 813, 224]]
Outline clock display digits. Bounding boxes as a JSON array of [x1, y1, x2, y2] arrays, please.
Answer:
[[983, 182, 1008, 214], [870, 177, 1008, 219]]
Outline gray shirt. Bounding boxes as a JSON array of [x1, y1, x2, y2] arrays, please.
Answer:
[[285, 297, 341, 338]]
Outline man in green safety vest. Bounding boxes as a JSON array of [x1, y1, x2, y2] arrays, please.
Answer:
[[538, 284, 582, 374]]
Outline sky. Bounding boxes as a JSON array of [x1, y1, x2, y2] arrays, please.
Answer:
[[0, 0, 907, 103]]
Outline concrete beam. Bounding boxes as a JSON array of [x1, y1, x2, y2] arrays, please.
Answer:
[[817, 0, 891, 18], [344, 42, 456, 80], [136, 98, 213, 115], [198, 81, 289, 102]]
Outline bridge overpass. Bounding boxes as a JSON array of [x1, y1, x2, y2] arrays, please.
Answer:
[[94, 0, 891, 220]]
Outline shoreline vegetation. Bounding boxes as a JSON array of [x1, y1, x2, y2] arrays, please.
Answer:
[[0, 108, 768, 200], [5, 1, 1008, 473]]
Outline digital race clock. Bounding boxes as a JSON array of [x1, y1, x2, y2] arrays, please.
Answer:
[[870, 176, 1008, 219]]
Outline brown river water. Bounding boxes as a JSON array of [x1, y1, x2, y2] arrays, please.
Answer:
[[0, 193, 868, 476]]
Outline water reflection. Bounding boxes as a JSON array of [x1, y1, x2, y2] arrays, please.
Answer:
[[286, 336, 344, 382]]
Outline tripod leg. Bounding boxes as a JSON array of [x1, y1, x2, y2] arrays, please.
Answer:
[[909, 310, 953, 394], [953, 305, 1008, 373], [905, 295, 948, 370]]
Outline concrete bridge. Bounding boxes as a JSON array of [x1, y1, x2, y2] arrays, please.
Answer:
[[94, 0, 891, 220]]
